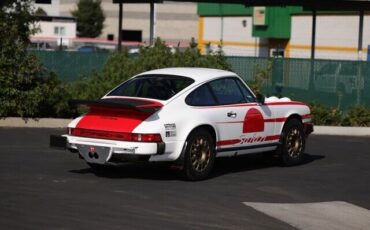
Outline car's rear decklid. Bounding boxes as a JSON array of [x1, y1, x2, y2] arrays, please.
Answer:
[[71, 98, 162, 134]]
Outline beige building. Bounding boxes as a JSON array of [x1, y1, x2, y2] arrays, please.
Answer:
[[32, 16, 77, 47], [36, 0, 198, 46]]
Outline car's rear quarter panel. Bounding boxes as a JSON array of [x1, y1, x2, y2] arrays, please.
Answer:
[[269, 102, 312, 135]]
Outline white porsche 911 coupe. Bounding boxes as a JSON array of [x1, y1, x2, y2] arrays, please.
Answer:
[[51, 68, 313, 180]]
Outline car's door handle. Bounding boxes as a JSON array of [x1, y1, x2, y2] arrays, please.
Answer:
[[227, 111, 237, 118]]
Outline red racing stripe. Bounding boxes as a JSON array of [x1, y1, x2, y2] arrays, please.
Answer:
[[217, 134, 281, 147], [265, 101, 306, 106], [218, 114, 310, 124], [265, 135, 281, 141], [216, 139, 241, 146], [217, 117, 287, 124], [193, 101, 307, 109], [264, 118, 287, 123]]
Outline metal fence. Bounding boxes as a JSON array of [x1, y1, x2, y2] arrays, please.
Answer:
[[33, 51, 370, 111], [228, 56, 370, 111], [32, 51, 109, 82]]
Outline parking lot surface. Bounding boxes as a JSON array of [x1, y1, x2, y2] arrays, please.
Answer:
[[0, 128, 369, 229]]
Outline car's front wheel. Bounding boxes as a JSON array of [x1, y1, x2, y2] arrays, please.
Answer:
[[183, 128, 215, 181], [278, 118, 306, 166]]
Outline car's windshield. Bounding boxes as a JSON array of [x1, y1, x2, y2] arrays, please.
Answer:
[[107, 74, 195, 100]]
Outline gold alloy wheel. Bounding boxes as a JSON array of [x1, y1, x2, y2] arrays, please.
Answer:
[[190, 137, 211, 172], [286, 127, 303, 158]]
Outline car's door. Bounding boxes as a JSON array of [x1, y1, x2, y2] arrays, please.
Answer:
[[205, 77, 276, 156]]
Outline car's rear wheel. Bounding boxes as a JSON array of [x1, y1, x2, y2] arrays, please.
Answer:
[[183, 128, 215, 181], [278, 118, 305, 166]]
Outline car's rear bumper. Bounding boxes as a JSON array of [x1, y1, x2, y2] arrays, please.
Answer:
[[50, 135, 165, 164]]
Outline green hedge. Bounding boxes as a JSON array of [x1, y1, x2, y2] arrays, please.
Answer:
[[70, 38, 231, 100], [4, 36, 370, 126], [310, 103, 370, 127]]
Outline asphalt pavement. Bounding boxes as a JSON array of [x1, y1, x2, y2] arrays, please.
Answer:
[[0, 128, 369, 230]]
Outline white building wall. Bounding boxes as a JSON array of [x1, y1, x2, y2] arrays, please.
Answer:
[[34, 0, 60, 16], [202, 16, 267, 57], [362, 14, 370, 60], [200, 13, 369, 60], [290, 14, 370, 61], [33, 21, 76, 46], [58, 1, 197, 44]]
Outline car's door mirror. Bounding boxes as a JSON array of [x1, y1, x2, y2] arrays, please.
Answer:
[[256, 93, 265, 105]]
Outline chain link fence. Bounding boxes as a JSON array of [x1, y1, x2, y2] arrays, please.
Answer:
[[228, 56, 370, 111], [32, 51, 109, 82], [33, 51, 370, 111]]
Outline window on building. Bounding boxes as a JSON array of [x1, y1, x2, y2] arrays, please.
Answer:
[[121, 30, 142, 42], [54, 26, 66, 36]]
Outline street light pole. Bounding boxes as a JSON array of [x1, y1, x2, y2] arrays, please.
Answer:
[[149, 2, 155, 45], [118, 3, 123, 51]]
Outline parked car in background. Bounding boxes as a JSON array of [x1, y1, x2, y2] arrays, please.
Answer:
[[28, 41, 54, 51], [77, 45, 107, 53], [314, 62, 364, 94], [51, 68, 313, 180]]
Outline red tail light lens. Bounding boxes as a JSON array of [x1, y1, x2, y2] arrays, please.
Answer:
[[140, 134, 162, 142], [69, 128, 162, 143]]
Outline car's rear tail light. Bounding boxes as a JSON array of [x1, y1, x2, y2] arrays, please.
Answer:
[[69, 128, 162, 143], [139, 134, 162, 142]]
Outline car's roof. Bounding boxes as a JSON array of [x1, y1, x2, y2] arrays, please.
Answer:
[[136, 67, 238, 84]]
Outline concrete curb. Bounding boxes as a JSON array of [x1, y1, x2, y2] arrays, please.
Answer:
[[313, 126, 370, 137], [1, 118, 370, 136], [0, 117, 71, 128]]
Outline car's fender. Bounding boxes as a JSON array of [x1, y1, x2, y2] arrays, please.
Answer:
[[269, 102, 311, 135], [134, 93, 219, 162]]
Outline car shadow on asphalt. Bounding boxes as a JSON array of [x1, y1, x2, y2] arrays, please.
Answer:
[[69, 162, 181, 181], [69, 153, 325, 181], [210, 153, 325, 179]]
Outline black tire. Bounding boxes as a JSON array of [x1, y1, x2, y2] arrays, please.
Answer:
[[277, 118, 305, 166], [183, 128, 215, 181]]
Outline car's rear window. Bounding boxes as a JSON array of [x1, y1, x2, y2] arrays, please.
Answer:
[[108, 74, 194, 100]]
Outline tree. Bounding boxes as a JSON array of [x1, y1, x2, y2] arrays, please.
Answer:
[[0, 0, 70, 118], [35, 7, 47, 16], [71, 0, 105, 38], [71, 38, 231, 100]]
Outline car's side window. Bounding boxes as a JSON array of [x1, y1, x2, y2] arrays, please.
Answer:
[[235, 78, 256, 102], [185, 84, 217, 106], [208, 78, 246, 105]]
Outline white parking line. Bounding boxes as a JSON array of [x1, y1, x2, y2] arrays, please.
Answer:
[[243, 201, 370, 230]]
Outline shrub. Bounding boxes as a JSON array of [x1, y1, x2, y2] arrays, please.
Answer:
[[0, 0, 72, 118], [309, 102, 342, 126], [342, 106, 370, 127], [36, 73, 72, 118], [247, 59, 273, 94], [71, 38, 231, 100]]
